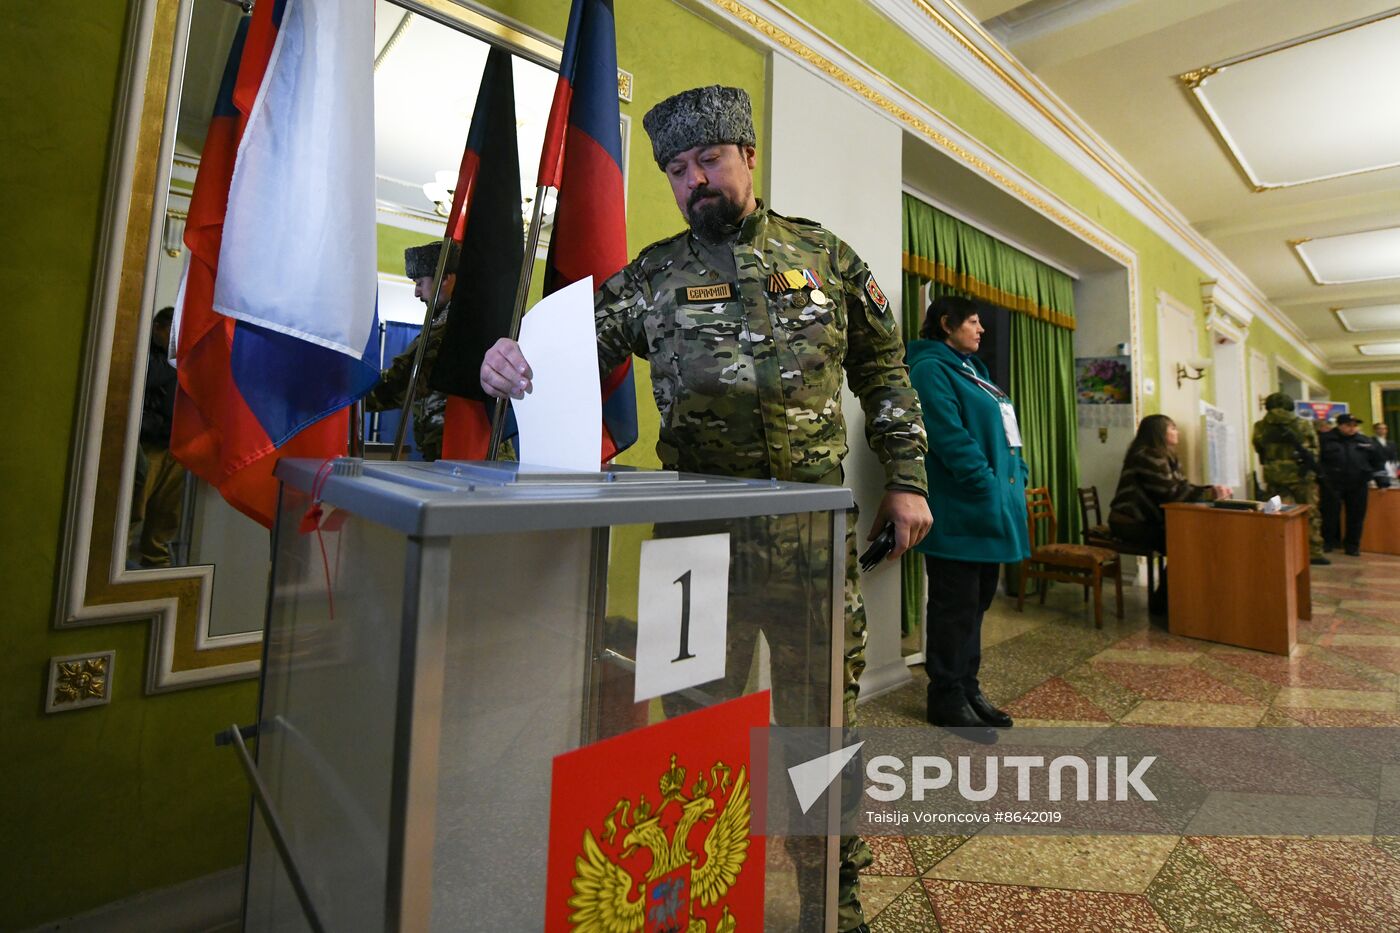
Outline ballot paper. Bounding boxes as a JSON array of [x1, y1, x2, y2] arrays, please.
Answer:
[[512, 276, 602, 472]]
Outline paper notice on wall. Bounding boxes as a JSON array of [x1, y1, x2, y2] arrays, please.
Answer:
[[1201, 403, 1239, 488]]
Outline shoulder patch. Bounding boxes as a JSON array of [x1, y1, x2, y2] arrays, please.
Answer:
[[863, 272, 889, 315]]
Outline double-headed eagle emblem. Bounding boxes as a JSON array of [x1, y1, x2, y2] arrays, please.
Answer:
[[568, 754, 751, 932]]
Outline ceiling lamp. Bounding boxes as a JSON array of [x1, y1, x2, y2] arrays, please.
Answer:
[[421, 170, 458, 218], [1334, 304, 1400, 333], [1180, 10, 1400, 190], [1292, 226, 1400, 285], [1357, 341, 1400, 357]]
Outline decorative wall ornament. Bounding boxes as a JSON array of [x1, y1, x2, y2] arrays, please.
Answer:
[[46, 652, 115, 713]]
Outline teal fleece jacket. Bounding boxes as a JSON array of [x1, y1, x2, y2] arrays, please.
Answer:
[[907, 339, 1032, 564]]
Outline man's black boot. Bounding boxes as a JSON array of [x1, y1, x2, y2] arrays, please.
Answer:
[[967, 691, 1014, 728], [927, 687, 996, 743]]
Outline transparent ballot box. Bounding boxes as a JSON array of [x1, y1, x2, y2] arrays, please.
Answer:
[[244, 459, 852, 932]]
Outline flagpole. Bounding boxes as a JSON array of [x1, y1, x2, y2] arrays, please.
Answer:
[[390, 232, 456, 460], [487, 184, 551, 461]]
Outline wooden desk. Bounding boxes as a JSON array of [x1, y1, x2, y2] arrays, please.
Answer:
[[1163, 503, 1311, 655], [1360, 488, 1400, 555]]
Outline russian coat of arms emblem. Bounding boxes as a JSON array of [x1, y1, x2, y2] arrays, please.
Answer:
[[545, 692, 768, 932]]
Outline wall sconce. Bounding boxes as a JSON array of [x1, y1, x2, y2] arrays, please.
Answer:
[[162, 213, 185, 258], [1098, 427, 1109, 444], [1175, 356, 1210, 388]]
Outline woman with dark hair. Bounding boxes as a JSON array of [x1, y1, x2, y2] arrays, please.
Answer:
[[1109, 414, 1230, 613], [907, 295, 1031, 737]]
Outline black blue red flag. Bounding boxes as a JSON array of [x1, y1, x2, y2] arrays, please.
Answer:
[[426, 47, 524, 459]]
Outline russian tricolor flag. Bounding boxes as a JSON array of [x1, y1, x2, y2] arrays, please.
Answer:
[[538, 0, 637, 461], [171, 0, 377, 527]]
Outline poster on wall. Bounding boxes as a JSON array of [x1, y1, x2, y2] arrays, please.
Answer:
[[1075, 355, 1134, 428], [544, 692, 768, 932], [1296, 401, 1349, 422]]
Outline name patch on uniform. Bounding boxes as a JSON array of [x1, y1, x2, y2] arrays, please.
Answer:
[[864, 273, 889, 315], [679, 283, 736, 302]]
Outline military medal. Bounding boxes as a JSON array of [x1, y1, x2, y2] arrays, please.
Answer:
[[791, 292, 808, 308], [809, 288, 827, 306]]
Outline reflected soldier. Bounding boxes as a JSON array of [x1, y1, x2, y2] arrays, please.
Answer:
[[482, 86, 931, 933], [1252, 392, 1328, 565], [363, 242, 457, 460]]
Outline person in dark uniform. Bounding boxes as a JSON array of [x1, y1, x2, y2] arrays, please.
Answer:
[[1374, 422, 1398, 465], [1319, 414, 1389, 555]]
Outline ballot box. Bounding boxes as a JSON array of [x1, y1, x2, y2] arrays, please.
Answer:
[[242, 459, 851, 932]]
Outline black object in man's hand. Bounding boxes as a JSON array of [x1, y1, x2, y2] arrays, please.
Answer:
[[859, 522, 897, 572]]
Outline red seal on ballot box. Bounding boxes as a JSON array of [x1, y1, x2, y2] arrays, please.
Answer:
[[545, 692, 768, 932]]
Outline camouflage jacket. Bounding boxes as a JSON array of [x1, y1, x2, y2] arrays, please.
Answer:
[[364, 312, 448, 461], [593, 202, 927, 492], [1252, 408, 1319, 488]]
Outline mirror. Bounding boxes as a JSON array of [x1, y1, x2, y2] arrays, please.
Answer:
[[58, 0, 564, 691]]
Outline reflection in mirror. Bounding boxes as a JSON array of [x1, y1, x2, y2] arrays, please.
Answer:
[[130, 0, 561, 643]]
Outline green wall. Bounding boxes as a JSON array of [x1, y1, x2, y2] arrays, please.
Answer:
[[0, 3, 257, 928], [0, 0, 1347, 926], [1328, 372, 1400, 423]]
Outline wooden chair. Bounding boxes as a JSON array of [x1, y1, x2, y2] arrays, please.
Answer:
[[1019, 487, 1123, 628], [1077, 484, 1163, 595], [1077, 485, 1114, 546]]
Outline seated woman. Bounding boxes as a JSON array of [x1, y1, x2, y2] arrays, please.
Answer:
[[908, 295, 1031, 737], [1108, 414, 1230, 613]]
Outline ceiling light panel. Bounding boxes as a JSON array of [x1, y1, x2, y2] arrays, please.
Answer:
[[1357, 341, 1400, 357], [1294, 226, 1400, 285], [1335, 304, 1400, 332], [1184, 11, 1400, 189]]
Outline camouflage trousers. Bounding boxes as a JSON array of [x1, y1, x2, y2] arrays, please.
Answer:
[[657, 507, 871, 931], [1270, 480, 1323, 557]]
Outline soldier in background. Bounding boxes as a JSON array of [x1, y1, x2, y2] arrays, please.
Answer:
[[363, 242, 457, 460], [132, 306, 186, 567], [483, 85, 931, 933], [1252, 392, 1328, 566]]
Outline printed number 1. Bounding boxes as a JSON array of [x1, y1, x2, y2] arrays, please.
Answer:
[[672, 570, 696, 662]]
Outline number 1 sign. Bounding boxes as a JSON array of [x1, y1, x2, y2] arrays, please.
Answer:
[[634, 533, 730, 703]]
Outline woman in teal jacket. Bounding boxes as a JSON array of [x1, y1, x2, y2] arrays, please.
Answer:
[[907, 296, 1031, 736]]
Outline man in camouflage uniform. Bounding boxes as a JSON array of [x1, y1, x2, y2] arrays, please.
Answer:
[[482, 86, 930, 933], [363, 242, 457, 460], [1252, 391, 1329, 565]]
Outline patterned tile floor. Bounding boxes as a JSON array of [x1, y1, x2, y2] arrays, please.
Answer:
[[859, 551, 1400, 932]]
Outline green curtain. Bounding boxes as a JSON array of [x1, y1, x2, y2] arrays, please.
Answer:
[[900, 195, 1082, 631]]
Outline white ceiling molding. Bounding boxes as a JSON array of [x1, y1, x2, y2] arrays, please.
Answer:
[[1200, 279, 1252, 334], [1292, 226, 1400, 286], [1180, 11, 1400, 190], [860, 0, 1327, 371], [692, 0, 1137, 266], [1327, 361, 1400, 375]]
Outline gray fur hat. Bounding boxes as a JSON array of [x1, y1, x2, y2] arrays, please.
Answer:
[[643, 85, 755, 167], [403, 241, 459, 280]]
